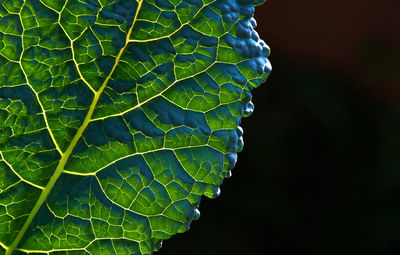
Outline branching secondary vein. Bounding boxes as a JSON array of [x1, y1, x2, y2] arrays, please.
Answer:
[[5, 1, 144, 254]]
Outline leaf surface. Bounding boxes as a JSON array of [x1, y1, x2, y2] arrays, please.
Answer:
[[0, 0, 270, 254]]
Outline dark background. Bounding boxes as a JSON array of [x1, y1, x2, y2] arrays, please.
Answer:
[[159, 0, 400, 254]]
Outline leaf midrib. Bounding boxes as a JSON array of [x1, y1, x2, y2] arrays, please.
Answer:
[[5, 1, 144, 253]]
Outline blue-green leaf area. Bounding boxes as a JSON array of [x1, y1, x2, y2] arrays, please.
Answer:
[[0, 0, 270, 254]]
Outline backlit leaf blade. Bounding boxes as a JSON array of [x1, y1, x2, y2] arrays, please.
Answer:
[[0, 0, 271, 254]]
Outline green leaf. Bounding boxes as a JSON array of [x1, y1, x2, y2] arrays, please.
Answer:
[[0, 0, 270, 253]]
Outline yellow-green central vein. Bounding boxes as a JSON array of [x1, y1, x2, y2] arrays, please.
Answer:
[[5, 1, 144, 254]]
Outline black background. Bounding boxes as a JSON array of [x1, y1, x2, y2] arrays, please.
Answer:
[[159, 0, 400, 254]]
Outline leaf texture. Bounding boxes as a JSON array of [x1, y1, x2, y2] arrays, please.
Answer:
[[0, 0, 271, 254]]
